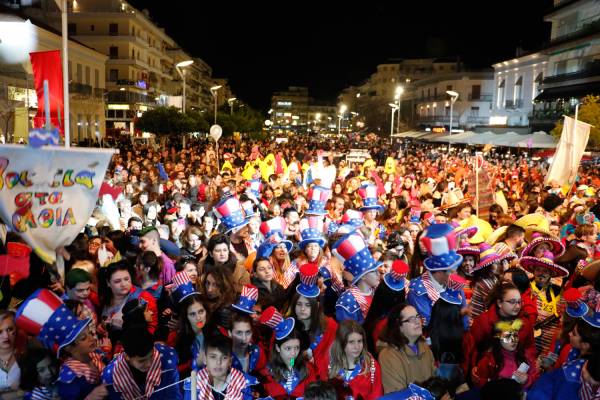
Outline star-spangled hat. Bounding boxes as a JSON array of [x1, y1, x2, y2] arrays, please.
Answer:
[[327, 210, 364, 236], [332, 232, 381, 284], [171, 271, 198, 304], [403, 383, 436, 400], [245, 179, 263, 199], [383, 260, 408, 291], [260, 217, 287, 239], [306, 185, 332, 215], [259, 306, 295, 340], [583, 302, 600, 328], [241, 200, 257, 219], [213, 196, 249, 234], [358, 183, 385, 212], [420, 223, 463, 271], [232, 284, 259, 314], [296, 263, 320, 298], [256, 232, 293, 258], [520, 250, 569, 278], [439, 274, 467, 305], [298, 216, 326, 249], [16, 289, 91, 356], [563, 288, 589, 318]]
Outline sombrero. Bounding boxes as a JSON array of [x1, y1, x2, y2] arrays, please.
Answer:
[[520, 236, 565, 258], [472, 243, 501, 273], [458, 215, 493, 244], [520, 251, 569, 278]]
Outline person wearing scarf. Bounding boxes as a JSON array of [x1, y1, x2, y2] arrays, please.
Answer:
[[102, 324, 181, 400]]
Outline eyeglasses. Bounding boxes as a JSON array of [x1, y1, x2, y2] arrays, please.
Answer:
[[401, 314, 422, 325], [503, 299, 522, 305]]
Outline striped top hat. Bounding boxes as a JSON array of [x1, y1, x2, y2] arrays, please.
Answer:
[[440, 274, 467, 305], [383, 260, 409, 291], [245, 179, 263, 198], [256, 232, 293, 259], [260, 217, 287, 240], [563, 288, 589, 318], [521, 235, 565, 258], [306, 185, 332, 215], [213, 196, 249, 234], [358, 183, 384, 212], [241, 200, 257, 219], [299, 216, 326, 249], [259, 306, 295, 340], [327, 210, 364, 236], [296, 263, 320, 298], [520, 250, 569, 278], [16, 289, 92, 356], [232, 284, 259, 314], [332, 232, 381, 284], [171, 271, 198, 304], [420, 223, 463, 271], [472, 243, 502, 273]]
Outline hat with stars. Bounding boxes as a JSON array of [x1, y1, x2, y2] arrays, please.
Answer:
[[440, 274, 467, 305], [213, 196, 249, 234], [296, 263, 320, 298], [299, 216, 326, 249], [358, 183, 385, 212], [170, 271, 198, 305], [306, 185, 332, 216], [259, 306, 295, 341], [245, 179, 263, 199], [16, 289, 92, 356], [563, 288, 589, 318], [232, 284, 259, 315], [420, 223, 463, 271], [332, 231, 381, 284], [260, 217, 287, 240]]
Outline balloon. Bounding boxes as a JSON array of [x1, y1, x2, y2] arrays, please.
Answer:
[[210, 125, 222, 142]]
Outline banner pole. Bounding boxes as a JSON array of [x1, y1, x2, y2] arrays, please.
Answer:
[[61, 0, 70, 148]]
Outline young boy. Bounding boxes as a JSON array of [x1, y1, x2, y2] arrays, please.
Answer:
[[250, 257, 286, 309]]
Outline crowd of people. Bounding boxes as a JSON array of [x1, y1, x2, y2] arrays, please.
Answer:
[[1, 135, 600, 400]]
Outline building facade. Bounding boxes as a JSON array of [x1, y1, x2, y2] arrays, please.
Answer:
[[270, 87, 337, 134]]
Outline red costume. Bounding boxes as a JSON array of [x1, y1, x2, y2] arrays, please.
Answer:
[[312, 317, 338, 380], [260, 361, 318, 399]]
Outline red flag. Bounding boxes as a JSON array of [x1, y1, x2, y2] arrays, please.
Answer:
[[29, 50, 64, 136]]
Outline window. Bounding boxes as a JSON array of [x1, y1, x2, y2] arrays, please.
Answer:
[[471, 106, 480, 116], [94, 69, 99, 88], [132, 49, 135, 59], [76, 63, 82, 83], [90, 24, 95, 32], [434, 87, 437, 97], [85, 66, 90, 85], [109, 23, 118, 35], [109, 46, 119, 59], [446, 85, 453, 91], [68, 61, 72, 80], [514, 76, 523, 106], [555, 60, 567, 75], [109, 69, 118, 82], [497, 79, 505, 109], [471, 85, 481, 100], [68, 23, 76, 35], [533, 72, 543, 96]]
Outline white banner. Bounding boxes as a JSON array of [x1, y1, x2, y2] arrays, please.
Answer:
[[0, 145, 114, 264]]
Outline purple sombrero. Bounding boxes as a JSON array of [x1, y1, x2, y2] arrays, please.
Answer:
[[520, 235, 565, 258], [457, 245, 480, 257], [520, 250, 569, 278], [472, 243, 501, 273]]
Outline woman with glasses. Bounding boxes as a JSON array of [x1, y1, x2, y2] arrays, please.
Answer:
[[377, 304, 435, 393]]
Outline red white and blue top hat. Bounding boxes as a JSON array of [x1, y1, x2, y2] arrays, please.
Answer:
[[328, 210, 364, 235], [171, 271, 198, 304], [563, 287, 589, 318], [420, 223, 463, 271], [213, 196, 250, 234], [245, 179, 263, 199], [383, 260, 409, 292], [232, 284, 259, 315], [241, 200, 257, 219], [583, 302, 600, 328], [16, 289, 91, 356], [306, 185, 332, 216], [260, 217, 287, 240], [259, 306, 295, 340], [296, 263, 320, 298], [332, 232, 381, 284], [358, 183, 384, 212], [299, 216, 326, 249], [256, 232, 293, 259], [440, 274, 467, 305]]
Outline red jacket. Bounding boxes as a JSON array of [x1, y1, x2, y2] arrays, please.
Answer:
[[462, 305, 536, 375], [521, 288, 538, 328], [313, 317, 338, 380], [472, 349, 538, 388], [339, 358, 383, 400], [260, 361, 318, 399]]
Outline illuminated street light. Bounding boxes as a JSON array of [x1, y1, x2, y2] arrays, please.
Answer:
[[210, 85, 223, 124], [175, 59, 194, 113], [228, 97, 237, 115]]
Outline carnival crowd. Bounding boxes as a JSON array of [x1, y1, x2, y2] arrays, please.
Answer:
[[1, 136, 600, 400]]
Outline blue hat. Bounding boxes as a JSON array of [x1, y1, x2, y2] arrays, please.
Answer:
[[332, 232, 381, 284], [232, 284, 259, 314], [245, 179, 263, 199], [583, 309, 600, 328], [171, 271, 198, 304], [241, 200, 257, 219], [358, 183, 385, 212], [259, 306, 295, 340], [563, 288, 589, 318], [383, 260, 408, 291], [327, 210, 364, 236], [420, 223, 463, 271], [16, 289, 91, 356], [256, 233, 293, 259], [404, 383, 436, 400], [296, 263, 320, 298], [213, 196, 249, 234], [306, 185, 331, 215], [298, 216, 326, 249], [439, 274, 467, 305]]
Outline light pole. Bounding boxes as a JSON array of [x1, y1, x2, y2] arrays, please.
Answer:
[[175, 60, 194, 113], [228, 97, 237, 115], [389, 103, 399, 138], [395, 86, 404, 133], [338, 104, 347, 135], [446, 90, 459, 153], [210, 85, 222, 124]]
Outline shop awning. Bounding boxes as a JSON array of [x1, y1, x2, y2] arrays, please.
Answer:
[[535, 81, 600, 101]]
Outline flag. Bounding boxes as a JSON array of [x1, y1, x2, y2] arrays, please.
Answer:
[[545, 115, 592, 187], [29, 50, 64, 136]]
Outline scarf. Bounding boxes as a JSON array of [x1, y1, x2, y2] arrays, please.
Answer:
[[196, 368, 247, 400], [113, 348, 162, 400], [421, 271, 442, 304], [348, 286, 371, 319], [29, 386, 53, 400], [580, 381, 600, 400], [63, 352, 105, 384]]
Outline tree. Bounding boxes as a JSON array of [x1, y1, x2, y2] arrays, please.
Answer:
[[551, 95, 600, 148]]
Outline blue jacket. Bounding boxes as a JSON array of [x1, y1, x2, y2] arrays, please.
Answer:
[[407, 275, 468, 328], [102, 343, 182, 400], [335, 289, 366, 324], [378, 383, 435, 400], [527, 358, 584, 400], [57, 367, 98, 400]]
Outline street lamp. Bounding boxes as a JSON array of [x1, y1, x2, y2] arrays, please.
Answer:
[[228, 97, 237, 115], [446, 90, 459, 153], [175, 60, 193, 113], [210, 85, 222, 124], [389, 103, 399, 137], [338, 104, 347, 135], [395, 86, 404, 133]]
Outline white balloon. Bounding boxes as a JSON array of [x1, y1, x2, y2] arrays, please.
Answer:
[[0, 20, 37, 65], [210, 124, 222, 142]]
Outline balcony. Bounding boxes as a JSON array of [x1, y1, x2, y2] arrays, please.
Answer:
[[69, 82, 92, 98], [546, 15, 600, 46], [468, 93, 493, 101], [467, 116, 489, 124], [543, 61, 600, 85], [505, 99, 524, 109], [106, 90, 157, 105], [417, 115, 457, 123]]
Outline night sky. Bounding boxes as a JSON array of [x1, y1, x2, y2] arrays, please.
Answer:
[[129, 0, 554, 111]]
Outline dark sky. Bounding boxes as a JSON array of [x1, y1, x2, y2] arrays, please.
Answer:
[[129, 0, 554, 111]]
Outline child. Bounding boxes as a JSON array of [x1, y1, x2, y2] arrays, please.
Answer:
[[251, 257, 286, 309], [20, 347, 59, 400]]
